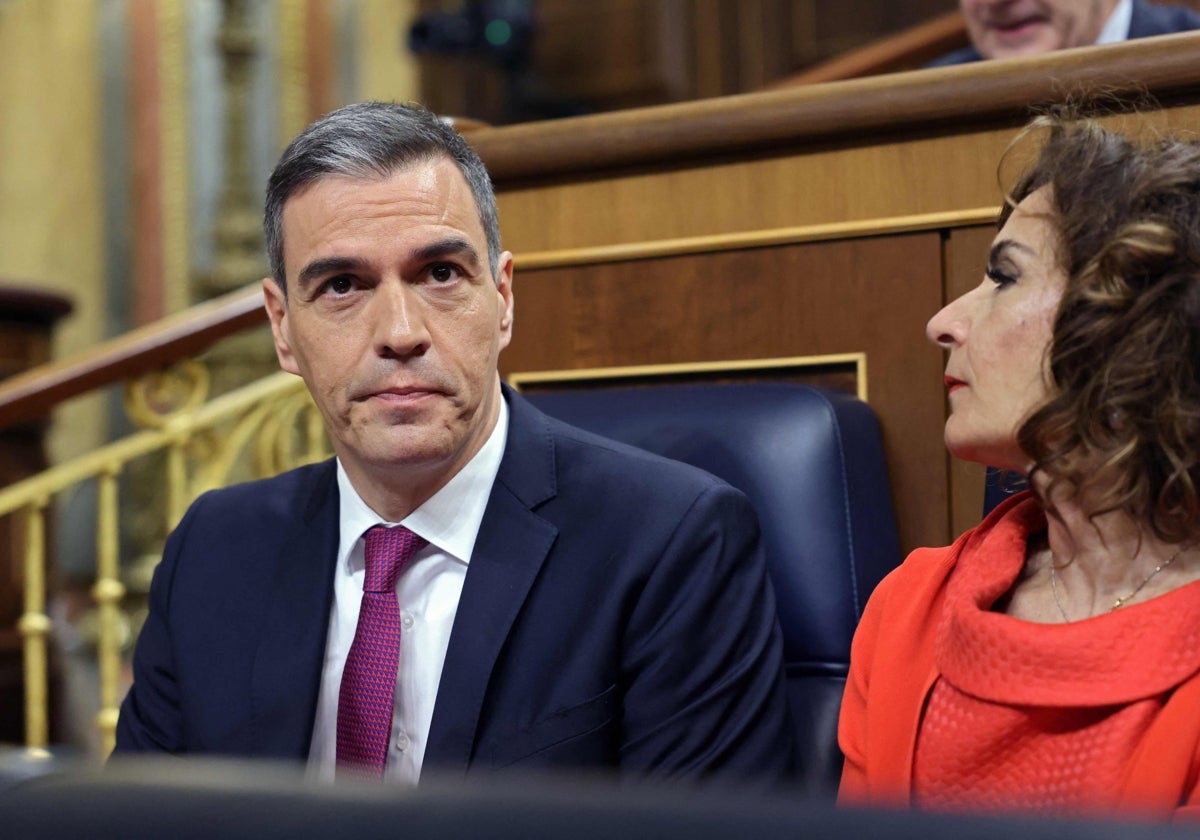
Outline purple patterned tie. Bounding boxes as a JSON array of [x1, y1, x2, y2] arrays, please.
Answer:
[[336, 525, 426, 778]]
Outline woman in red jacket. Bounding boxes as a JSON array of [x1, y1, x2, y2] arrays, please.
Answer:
[[838, 113, 1200, 820]]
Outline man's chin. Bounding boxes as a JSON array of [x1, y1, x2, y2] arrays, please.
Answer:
[[336, 414, 492, 491], [362, 445, 457, 473]]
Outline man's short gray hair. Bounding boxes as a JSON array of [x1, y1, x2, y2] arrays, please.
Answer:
[[263, 101, 501, 293]]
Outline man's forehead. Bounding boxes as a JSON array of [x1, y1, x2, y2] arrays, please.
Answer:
[[280, 159, 485, 251], [285, 158, 469, 213]]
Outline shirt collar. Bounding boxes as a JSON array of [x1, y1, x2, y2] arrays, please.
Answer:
[[1097, 0, 1133, 45], [335, 394, 510, 569]]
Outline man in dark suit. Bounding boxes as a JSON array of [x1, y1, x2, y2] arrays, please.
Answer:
[[113, 102, 793, 785], [928, 0, 1200, 66]]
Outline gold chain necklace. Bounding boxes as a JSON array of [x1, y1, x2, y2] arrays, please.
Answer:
[[1048, 550, 1181, 622]]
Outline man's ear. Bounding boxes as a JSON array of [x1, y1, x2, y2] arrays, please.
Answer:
[[263, 277, 301, 375], [495, 251, 515, 351]]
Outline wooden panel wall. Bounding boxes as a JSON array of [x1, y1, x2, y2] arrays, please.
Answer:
[[488, 122, 1022, 554], [476, 34, 1200, 554], [501, 234, 947, 554], [493, 131, 1014, 254], [416, 0, 958, 123]]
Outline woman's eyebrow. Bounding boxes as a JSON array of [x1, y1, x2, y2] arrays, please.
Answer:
[[988, 238, 1037, 264]]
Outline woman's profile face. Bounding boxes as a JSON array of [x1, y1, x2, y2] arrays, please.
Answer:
[[926, 187, 1067, 472]]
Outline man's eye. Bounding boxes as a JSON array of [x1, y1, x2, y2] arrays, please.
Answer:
[[325, 276, 354, 295], [430, 264, 458, 284]]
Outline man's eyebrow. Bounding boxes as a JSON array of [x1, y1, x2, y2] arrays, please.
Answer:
[[413, 237, 482, 267], [294, 238, 483, 289], [296, 256, 367, 290]]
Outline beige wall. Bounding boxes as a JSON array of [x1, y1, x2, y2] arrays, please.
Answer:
[[0, 0, 107, 462], [0, 0, 423, 467], [356, 0, 421, 104]]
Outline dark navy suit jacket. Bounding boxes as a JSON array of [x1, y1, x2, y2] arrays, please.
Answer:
[[114, 386, 794, 783], [927, 0, 1200, 66]]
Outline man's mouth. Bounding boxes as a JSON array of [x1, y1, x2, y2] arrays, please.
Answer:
[[356, 385, 443, 404], [988, 14, 1046, 36]]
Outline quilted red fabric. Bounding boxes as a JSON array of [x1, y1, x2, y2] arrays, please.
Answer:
[[839, 493, 1200, 820]]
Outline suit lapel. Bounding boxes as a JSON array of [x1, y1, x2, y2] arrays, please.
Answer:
[[423, 387, 559, 775], [249, 461, 340, 759], [1129, 0, 1151, 37]]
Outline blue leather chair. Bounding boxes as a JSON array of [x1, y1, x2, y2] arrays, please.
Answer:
[[984, 466, 1027, 516], [523, 382, 902, 795]]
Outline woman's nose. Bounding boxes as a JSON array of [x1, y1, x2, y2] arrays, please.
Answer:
[[926, 298, 967, 349]]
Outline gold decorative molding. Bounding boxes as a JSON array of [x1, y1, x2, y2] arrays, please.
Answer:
[[123, 360, 211, 429], [508, 352, 869, 403], [93, 468, 124, 754], [0, 373, 324, 518], [18, 500, 49, 750], [512, 207, 999, 271], [157, 0, 190, 314], [0, 369, 330, 753], [201, 0, 268, 300], [276, 0, 309, 149]]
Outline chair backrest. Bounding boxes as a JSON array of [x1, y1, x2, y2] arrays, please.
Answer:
[[523, 382, 901, 795]]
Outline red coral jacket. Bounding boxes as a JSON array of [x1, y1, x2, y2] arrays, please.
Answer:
[[838, 492, 1200, 820]]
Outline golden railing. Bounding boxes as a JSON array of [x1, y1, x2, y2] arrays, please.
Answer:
[[0, 363, 327, 756], [0, 281, 320, 758]]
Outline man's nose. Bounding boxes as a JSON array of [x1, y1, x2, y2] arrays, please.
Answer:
[[372, 281, 431, 359]]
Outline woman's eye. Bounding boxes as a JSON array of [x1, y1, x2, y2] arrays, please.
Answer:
[[986, 266, 1016, 288]]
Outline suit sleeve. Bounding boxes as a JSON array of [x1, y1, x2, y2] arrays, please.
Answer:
[[617, 483, 794, 782], [112, 496, 205, 753]]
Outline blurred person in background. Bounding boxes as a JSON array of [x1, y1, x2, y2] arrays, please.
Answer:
[[929, 0, 1200, 65]]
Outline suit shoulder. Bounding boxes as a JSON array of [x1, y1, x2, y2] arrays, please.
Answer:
[[924, 46, 982, 67], [1131, 0, 1200, 36]]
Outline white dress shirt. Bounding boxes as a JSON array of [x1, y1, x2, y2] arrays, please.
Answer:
[[307, 398, 509, 784], [1097, 0, 1133, 44]]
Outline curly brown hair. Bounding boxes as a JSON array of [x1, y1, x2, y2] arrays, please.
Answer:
[[1008, 113, 1200, 542]]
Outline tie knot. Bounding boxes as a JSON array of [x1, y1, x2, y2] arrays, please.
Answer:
[[361, 526, 426, 593]]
